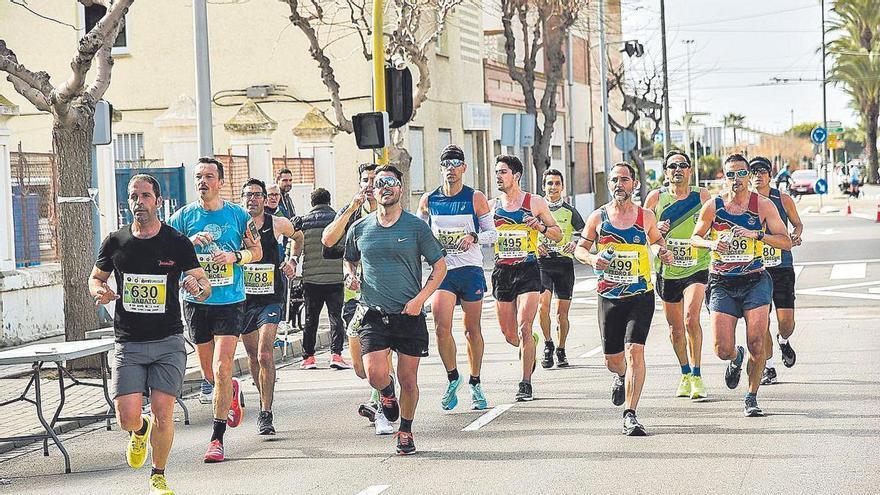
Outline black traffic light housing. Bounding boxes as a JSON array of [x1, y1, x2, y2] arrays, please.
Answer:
[[353, 112, 390, 150], [386, 66, 413, 128]]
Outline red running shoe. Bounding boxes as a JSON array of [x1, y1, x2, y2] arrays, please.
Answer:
[[203, 440, 224, 463], [330, 354, 352, 370], [394, 431, 416, 455], [300, 356, 317, 370], [227, 377, 243, 428]]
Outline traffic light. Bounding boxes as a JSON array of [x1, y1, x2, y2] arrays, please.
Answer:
[[621, 41, 644, 58], [385, 67, 413, 128], [353, 112, 390, 150]]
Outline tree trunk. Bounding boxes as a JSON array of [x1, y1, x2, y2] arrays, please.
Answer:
[[53, 110, 101, 370], [865, 101, 879, 184], [629, 150, 648, 203]]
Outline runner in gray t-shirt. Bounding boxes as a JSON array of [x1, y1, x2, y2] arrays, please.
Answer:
[[343, 165, 447, 456]]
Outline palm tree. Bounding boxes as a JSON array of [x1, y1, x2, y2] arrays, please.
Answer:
[[827, 0, 880, 183], [722, 113, 746, 152]]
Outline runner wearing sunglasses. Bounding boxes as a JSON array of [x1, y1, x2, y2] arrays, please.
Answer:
[[690, 154, 792, 417], [644, 151, 711, 400]]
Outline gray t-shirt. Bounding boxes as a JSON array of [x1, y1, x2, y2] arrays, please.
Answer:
[[344, 211, 445, 313]]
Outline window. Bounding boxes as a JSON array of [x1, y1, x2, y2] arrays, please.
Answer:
[[436, 29, 449, 57], [552, 145, 563, 161], [493, 140, 502, 157], [83, 5, 128, 54], [409, 127, 425, 192], [114, 133, 144, 163]]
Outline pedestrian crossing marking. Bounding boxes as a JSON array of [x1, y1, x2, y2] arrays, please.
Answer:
[[355, 485, 391, 495], [462, 403, 514, 431], [829, 263, 867, 280], [578, 345, 604, 359], [793, 265, 804, 280]]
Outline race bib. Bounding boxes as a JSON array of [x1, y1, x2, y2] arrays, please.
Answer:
[[762, 243, 782, 267], [497, 230, 528, 259], [122, 273, 167, 314], [667, 238, 697, 267], [243, 264, 275, 294], [604, 251, 639, 284], [539, 233, 564, 253], [436, 227, 467, 255], [720, 236, 756, 263], [198, 254, 233, 286]]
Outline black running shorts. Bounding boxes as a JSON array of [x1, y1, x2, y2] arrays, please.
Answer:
[[597, 291, 655, 355], [492, 262, 542, 302], [538, 257, 576, 300], [767, 266, 796, 310], [183, 301, 244, 345], [656, 269, 709, 303], [358, 310, 429, 358]]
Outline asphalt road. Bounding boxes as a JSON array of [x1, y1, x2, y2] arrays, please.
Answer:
[[1, 213, 878, 494]]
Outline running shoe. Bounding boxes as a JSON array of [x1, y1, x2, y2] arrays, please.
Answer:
[[611, 374, 625, 406], [358, 403, 377, 423], [778, 335, 796, 368], [227, 377, 243, 428], [623, 412, 647, 436], [375, 410, 394, 435], [676, 374, 692, 397], [258, 411, 275, 435], [394, 431, 416, 455], [126, 414, 152, 468], [441, 376, 462, 410], [330, 354, 352, 370], [541, 340, 555, 369], [149, 474, 174, 495], [725, 346, 745, 390], [515, 381, 533, 402], [380, 394, 400, 422], [203, 440, 224, 463], [761, 367, 778, 385], [470, 383, 488, 410], [199, 379, 213, 404], [689, 375, 707, 400], [555, 348, 570, 367], [744, 395, 764, 417], [300, 355, 318, 370]]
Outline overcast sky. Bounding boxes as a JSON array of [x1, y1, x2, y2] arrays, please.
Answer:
[[621, 0, 855, 133]]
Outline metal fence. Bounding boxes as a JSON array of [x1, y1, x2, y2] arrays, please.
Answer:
[[10, 148, 59, 266], [272, 155, 315, 184], [214, 152, 250, 203]]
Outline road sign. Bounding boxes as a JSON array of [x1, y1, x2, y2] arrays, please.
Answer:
[[813, 178, 828, 195], [827, 120, 844, 133], [653, 130, 664, 144], [828, 134, 845, 150], [811, 126, 827, 144], [614, 129, 638, 152]]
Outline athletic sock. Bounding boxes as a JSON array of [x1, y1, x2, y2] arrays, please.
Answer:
[[745, 392, 757, 399], [210, 419, 227, 443], [623, 408, 636, 418], [399, 418, 413, 433], [151, 467, 165, 476], [692, 366, 701, 377], [370, 388, 380, 404], [766, 356, 776, 368], [380, 382, 395, 398], [447, 368, 460, 382], [778, 335, 788, 345], [469, 375, 480, 386], [733, 349, 744, 366], [545, 339, 554, 347], [681, 364, 692, 375], [135, 417, 149, 436]]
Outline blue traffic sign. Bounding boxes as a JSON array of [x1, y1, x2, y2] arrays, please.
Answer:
[[813, 178, 828, 195], [614, 129, 638, 152], [811, 126, 827, 145]]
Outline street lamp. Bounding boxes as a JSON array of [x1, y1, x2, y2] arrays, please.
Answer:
[[682, 39, 695, 114]]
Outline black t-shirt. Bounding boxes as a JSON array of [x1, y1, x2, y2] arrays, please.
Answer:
[[96, 223, 200, 343]]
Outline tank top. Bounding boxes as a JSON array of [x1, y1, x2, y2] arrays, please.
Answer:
[[596, 206, 653, 299], [427, 185, 483, 269], [244, 213, 283, 305], [763, 188, 792, 268], [653, 186, 710, 279], [493, 193, 539, 265], [710, 192, 765, 276]]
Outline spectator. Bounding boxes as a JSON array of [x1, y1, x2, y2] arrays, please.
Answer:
[[275, 169, 296, 219]]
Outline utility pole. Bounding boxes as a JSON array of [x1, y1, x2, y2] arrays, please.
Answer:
[[660, 0, 672, 155], [683, 39, 695, 114], [599, 0, 612, 177], [193, 0, 214, 157], [372, 0, 388, 164], [820, 0, 829, 178]]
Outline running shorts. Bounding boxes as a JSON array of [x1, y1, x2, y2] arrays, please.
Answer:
[[705, 271, 773, 318], [767, 266, 796, 310], [539, 257, 576, 300], [492, 262, 542, 302], [183, 301, 244, 345], [656, 269, 709, 303], [597, 290, 655, 355]]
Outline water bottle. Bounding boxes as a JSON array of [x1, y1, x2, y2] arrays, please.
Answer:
[[594, 246, 615, 276]]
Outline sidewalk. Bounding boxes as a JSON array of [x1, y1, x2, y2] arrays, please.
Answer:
[[798, 183, 880, 220], [0, 324, 335, 458]]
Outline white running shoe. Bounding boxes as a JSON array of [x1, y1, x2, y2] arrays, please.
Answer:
[[374, 410, 394, 436]]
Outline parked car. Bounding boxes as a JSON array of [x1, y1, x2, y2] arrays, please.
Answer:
[[790, 169, 819, 196]]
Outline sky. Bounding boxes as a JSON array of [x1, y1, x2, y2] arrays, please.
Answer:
[[621, 0, 856, 133]]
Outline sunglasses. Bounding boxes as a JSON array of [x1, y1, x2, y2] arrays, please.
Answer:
[[242, 192, 266, 198], [375, 176, 401, 188], [750, 167, 770, 175], [725, 169, 750, 180], [440, 159, 465, 169], [666, 163, 691, 170]]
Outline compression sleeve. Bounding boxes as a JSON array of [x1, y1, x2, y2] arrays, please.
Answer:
[[476, 212, 497, 245]]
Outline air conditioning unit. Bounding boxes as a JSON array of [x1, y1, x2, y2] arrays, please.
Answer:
[[246, 85, 273, 99]]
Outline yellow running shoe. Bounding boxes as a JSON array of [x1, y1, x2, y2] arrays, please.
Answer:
[[676, 374, 692, 397], [150, 473, 175, 495], [126, 414, 152, 468], [690, 375, 707, 400]]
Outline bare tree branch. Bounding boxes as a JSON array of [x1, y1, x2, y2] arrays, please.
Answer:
[[86, 45, 114, 100], [8, 74, 51, 111], [0, 40, 54, 96]]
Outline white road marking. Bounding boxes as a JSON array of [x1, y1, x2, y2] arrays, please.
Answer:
[[795, 258, 880, 266], [829, 263, 867, 280], [573, 278, 598, 292], [793, 265, 804, 281], [797, 281, 880, 301], [462, 403, 515, 431], [355, 485, 391, 495], [578, 345, 604, 359], [869, 287, 880, 294]]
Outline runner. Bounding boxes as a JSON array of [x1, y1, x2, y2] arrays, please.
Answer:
[[239, 179, 296, 435], [644, 151, 711, 400], [416, 144, 496, 411], [575, 162, 674, 436], [321, 163, 395, 434], [750, 156, 803, 385], [168, 157, 262, 462], [536, 169, 585, 369], [343, 165, 447, 455], [90, 174, 210, 495], [690, 154, 792, 417], [492, 155, 562, 401]]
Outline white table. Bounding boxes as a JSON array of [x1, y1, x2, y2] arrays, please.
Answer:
[[0, 340, 115, 474]]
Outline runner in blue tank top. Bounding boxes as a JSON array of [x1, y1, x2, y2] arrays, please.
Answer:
[[750, 157, 804, 385], [691, 154, 792, 418]]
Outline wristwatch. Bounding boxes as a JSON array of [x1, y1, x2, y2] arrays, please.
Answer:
[[756, 231, 765, 241], [468, 232, 478, 243], [234, 251, 243, 263]]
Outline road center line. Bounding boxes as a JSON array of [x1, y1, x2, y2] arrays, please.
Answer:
[[355, 485, 391, 495], [462, 403, 514, 431], [578, 345, 604, 359], [830, 262, 867, 280]]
